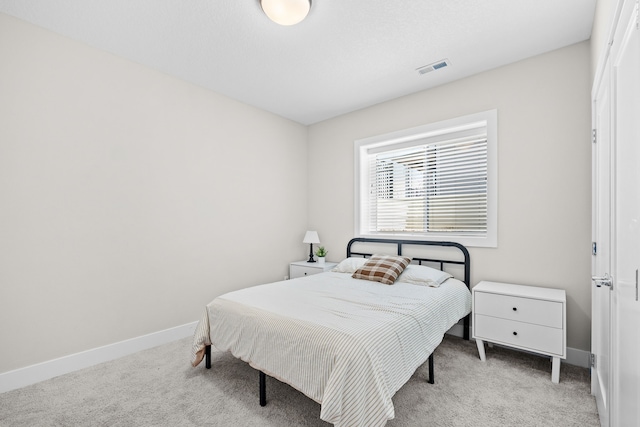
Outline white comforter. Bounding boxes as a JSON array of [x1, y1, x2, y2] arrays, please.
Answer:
[[191, 271, 471, 427]]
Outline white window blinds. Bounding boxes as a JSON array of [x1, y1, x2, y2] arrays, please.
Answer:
[[367, 131, 488, 235], [356, 110, 497, 247]]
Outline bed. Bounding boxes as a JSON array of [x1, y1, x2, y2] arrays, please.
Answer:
[[191, 238, 472, 427]]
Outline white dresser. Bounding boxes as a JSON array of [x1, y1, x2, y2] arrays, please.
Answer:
[[289, 260, 337, 279], [472, 281, 566, 383]]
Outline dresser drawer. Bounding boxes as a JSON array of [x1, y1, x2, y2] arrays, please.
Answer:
[[475, 314, 564, 356], [474, 292, 563, 328], [290, 265, 321, 279], [289, 261, 337, 280]]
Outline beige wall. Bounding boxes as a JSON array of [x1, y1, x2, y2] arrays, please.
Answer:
[[307, 42, 593, 352], [0, 13, 308, 373], [0, 10, 596, 375]]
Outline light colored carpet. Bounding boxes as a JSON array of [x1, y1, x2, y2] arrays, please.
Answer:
[[0, 335, 599, 426]]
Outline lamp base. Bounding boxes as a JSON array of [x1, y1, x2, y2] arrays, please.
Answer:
[[307, 243, 316, 263]]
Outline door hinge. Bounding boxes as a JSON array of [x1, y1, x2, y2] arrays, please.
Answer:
[[592, 242, 597, 255], [592, 129, 597, 144], [591, 353, 597, 368]]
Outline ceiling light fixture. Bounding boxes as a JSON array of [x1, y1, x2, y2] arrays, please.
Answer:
[[260, 0, 311, 26]]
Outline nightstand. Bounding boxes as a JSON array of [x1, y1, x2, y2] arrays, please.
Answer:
[[289, 261, 337, 279], [472, 281, 566, 383]]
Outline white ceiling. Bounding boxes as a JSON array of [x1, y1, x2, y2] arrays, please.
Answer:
[[0, 0, 597, 125]]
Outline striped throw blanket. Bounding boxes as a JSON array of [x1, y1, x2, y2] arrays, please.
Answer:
[[191, 271, 471, 427]]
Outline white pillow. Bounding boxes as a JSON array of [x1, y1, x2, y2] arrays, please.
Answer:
[[331, 257, 368, 273], [396, 264, 453, 287]]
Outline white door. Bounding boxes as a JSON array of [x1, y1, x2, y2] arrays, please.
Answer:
[[592, 60, 612, 427], [611, 2, 640, 425]]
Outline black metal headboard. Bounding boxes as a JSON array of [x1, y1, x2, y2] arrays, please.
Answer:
[[346, 237, 471, 340]]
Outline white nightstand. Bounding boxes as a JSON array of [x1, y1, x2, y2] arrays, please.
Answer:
[[472, 281, 567, 383], [289, 260, 337, 279]]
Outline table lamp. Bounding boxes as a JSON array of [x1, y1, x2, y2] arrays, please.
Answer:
[[303, 231, 320, 263]]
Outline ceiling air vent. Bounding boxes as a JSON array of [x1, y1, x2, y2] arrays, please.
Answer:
[[417, 59, 450, 75]]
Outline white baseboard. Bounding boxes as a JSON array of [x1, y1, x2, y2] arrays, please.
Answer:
[[566, 347, 591, 368], [2, 320, 590, 395], [0, 321, 198, 394], [445, 324, 590, 368]]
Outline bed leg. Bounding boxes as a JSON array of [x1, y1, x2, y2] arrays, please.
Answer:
[[463, 314, 470, 340], [259, 371, 266, 406], [428, 353, 434, 384], [205, 345, 211, 369]]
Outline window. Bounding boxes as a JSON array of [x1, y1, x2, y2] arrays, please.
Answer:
[[355, 110, 497, 248]]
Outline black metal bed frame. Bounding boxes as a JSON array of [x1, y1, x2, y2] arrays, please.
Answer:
[[205, 237, 471, 408]]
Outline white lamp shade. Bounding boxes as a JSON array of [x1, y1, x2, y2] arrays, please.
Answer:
[[261, 0, 311, 26], [303, 230, 320, 244]]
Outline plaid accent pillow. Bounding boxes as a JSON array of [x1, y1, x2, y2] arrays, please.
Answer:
[[352, 255, 412, 285]]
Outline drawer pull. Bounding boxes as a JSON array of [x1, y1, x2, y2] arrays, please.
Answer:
[[512, 307, 517, 311], [513, 331, 518, 336]]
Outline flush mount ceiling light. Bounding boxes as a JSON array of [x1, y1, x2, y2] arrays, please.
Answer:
[[260, 0, 311, 26]]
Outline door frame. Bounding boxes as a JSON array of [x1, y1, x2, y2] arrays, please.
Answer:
[[591, 59, 613, 427], [591, 2, 640, 426], [609, 1, 640, 424]]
